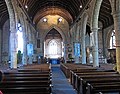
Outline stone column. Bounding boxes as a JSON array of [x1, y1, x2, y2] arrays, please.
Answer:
[[74, 25, 80, 63], [22, 25, 27, 65], [10, 32, 18, 68], [40, 40, 44, 56], [5, 0, 18, 68], [28, 27, 33, 64], [81, 14, 88, 64], [81, 34, 86, 64], [91, 28, 99, 67], [113, 13, 120, 72], [81, 23, 86, 64], [91, 0, 103, 67], [64, 43, 68, 63]]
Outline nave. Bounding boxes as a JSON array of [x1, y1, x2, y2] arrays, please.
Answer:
[[0, 63, 120, 94]]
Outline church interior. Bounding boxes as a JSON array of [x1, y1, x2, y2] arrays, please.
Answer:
[[0, 0, 120, 94]]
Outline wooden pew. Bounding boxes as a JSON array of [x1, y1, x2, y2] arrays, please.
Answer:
[[61, 63, 119, 94], [18, 69, 51, 72], [70, 69, 113, 85], [3, 71, 51, 78], [73, 71, 117, 87], [2, 76, 51, 81], [3, 73, 50, 77], [77, 75, 120, 94], [71, 70, 117, 89], [60, 63, 93, 78], [0, 66, 52, 94], [70, 69, 119, 94], [86, 82, 120, 94], [0, 87, 51, 94], [0, 80, 51, 87]]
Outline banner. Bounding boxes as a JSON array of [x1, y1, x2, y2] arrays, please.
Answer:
[[27, 43, 33, 56], [74, 43, 80, 57]]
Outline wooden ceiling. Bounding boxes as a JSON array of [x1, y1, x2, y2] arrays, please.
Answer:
[[21, 0, 89, 19], [0, 0, 113, 29], [0, 0, 9, 28]]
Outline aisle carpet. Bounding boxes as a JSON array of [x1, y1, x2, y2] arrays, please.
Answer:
[[51, 64, 77, 94]]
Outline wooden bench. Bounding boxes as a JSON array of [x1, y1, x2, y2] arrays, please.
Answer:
[[0, 80, 51, 87], [0, 87, 51, 94], [86, 82, 120, 94], [71, 70, 117, 89], [70, 69, 115, 85], [70, 69, 119, 94], [3, 71, 52, 78], [3, 73, 50, 77], [2, 76, 51, 81], [77, 75, 120, 94], [73, 71, 117, 86], [18, 69, 51, 72], [60, 63, 119, 94], [60, 63, 94, 78], [0, 67, 52, 94]]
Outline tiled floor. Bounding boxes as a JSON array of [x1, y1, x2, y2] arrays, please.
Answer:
[[51, 64, 77, 94]]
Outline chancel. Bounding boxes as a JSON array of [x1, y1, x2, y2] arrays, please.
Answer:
[[0, 0, 120, 94]]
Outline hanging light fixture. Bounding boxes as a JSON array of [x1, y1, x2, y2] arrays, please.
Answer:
[[58, 17, 62, 22], [43, 17, 47, 22]]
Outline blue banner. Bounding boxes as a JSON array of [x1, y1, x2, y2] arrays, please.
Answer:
[[74, 43, 80, 57], [27, 43, 33, 56]]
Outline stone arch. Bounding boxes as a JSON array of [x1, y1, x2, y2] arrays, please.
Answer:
[[44, 26, 64, 59], [44, 25, 66, 43], [81, 12, 88, 35], [5, 0, 16, 31], [106, 26, 114, 48], [1, 20, 10, 63], [109, 0, 120, 14], [5, 0, 18, 68], [91, 0, 103, 29]]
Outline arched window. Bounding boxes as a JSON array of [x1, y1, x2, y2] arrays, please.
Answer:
[[17, 23, 23, 53], [49, 40, 57, 55], [110, 30, 116, 49]]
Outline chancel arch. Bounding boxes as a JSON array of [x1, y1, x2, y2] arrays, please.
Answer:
[[44, 28, 63, 59]]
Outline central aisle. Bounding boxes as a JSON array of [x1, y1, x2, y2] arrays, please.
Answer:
[[51, 64, 77, 94]]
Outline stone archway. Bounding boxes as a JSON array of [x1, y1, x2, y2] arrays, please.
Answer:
[[43, 25, 66, 42], [44, 28, 63, 59], [5, 0, 18, 68]]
